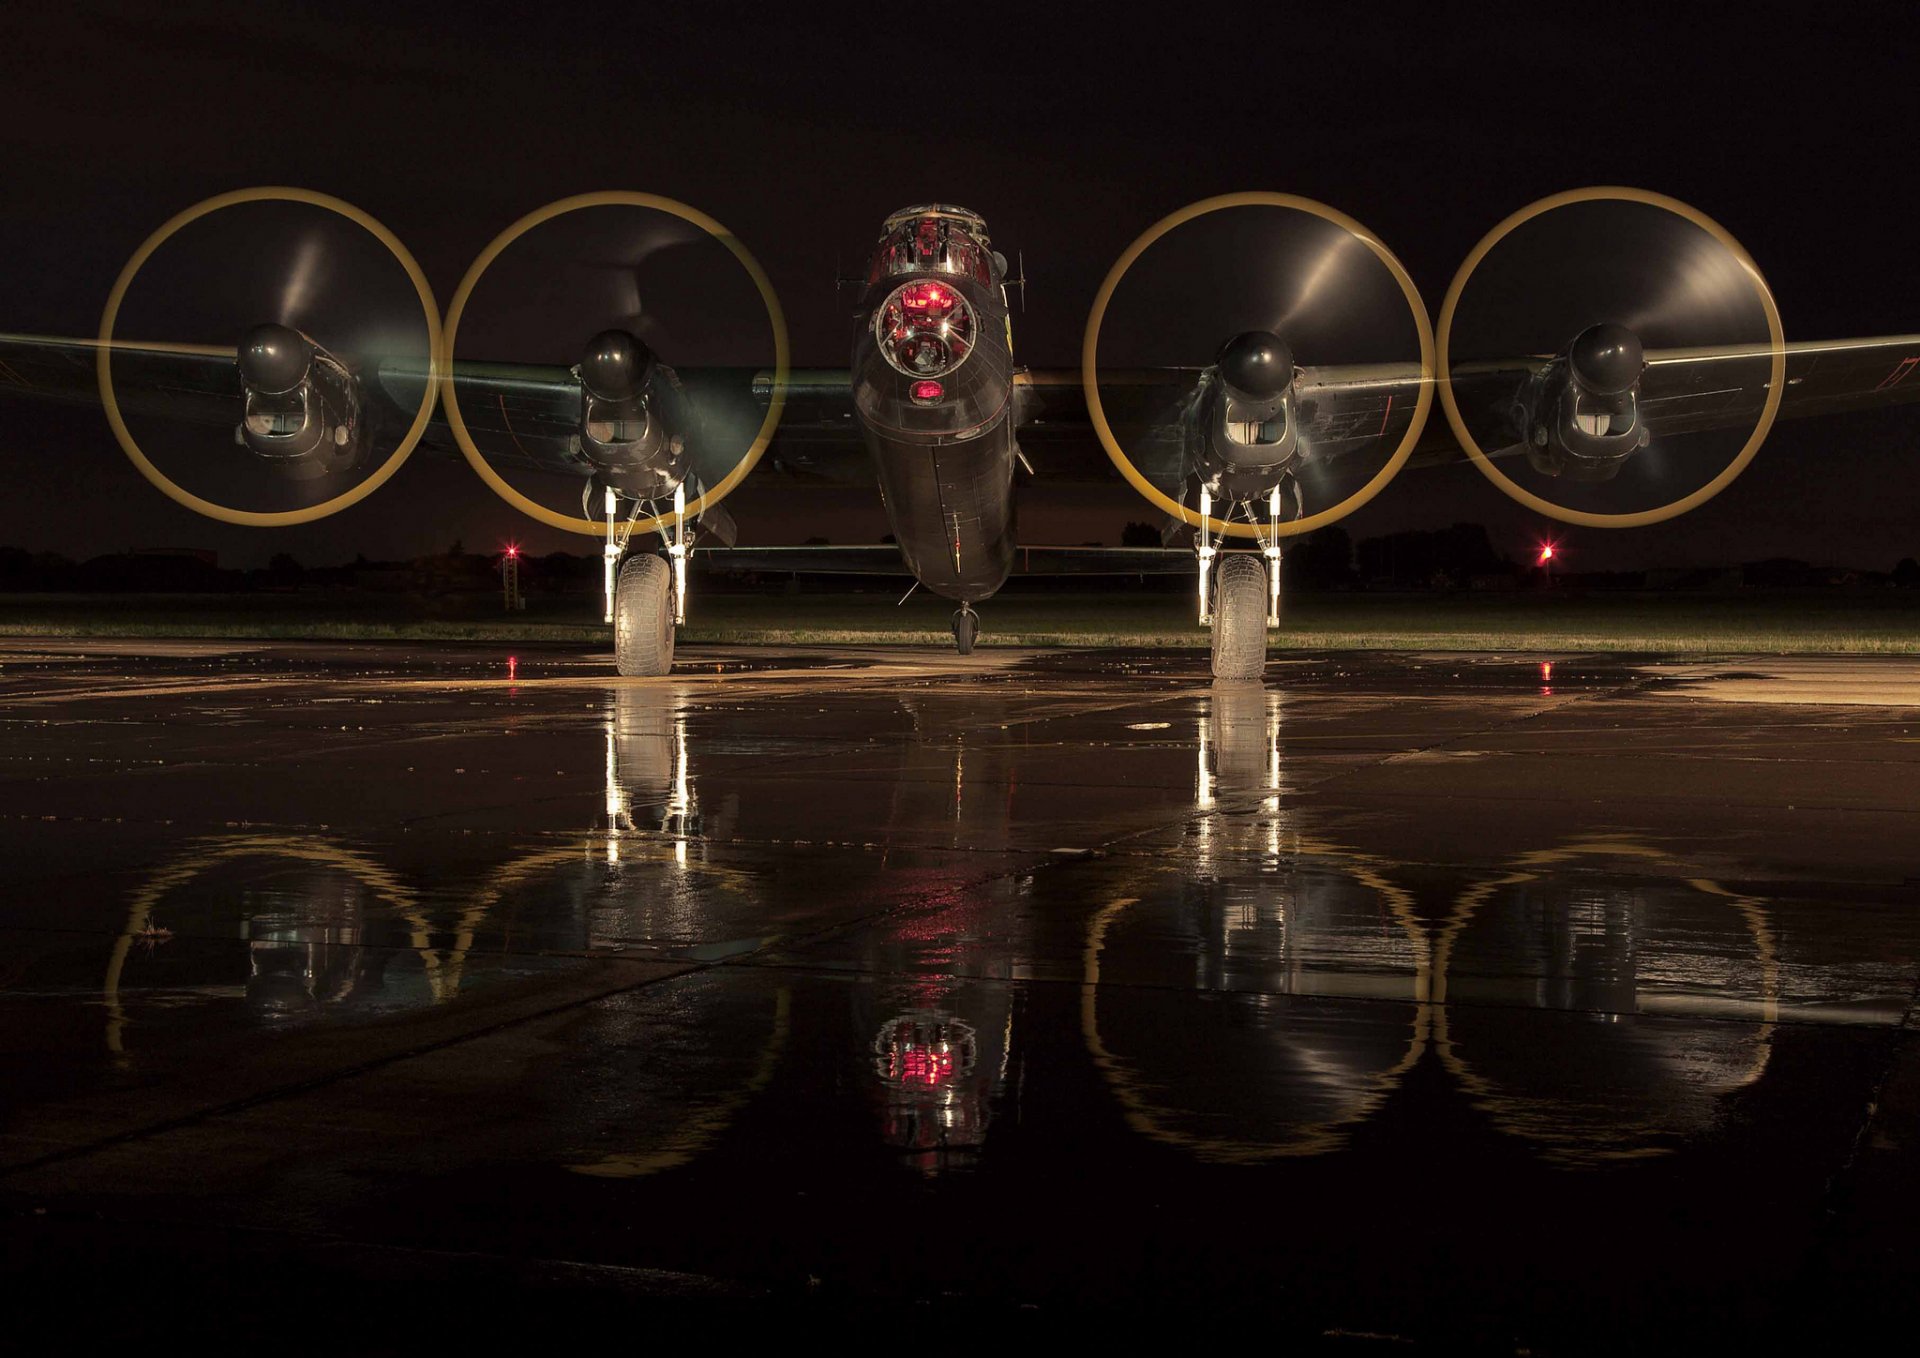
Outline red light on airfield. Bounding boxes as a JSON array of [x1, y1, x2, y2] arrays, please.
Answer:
[[1538, 543, 1556, 565], [911, 379, 944, 404]]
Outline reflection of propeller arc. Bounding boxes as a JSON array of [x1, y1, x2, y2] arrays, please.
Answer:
[[97, 187, 441, 526], [1431, 835, 1780, 1165], [105, 834, 443, 1057], [1084, 191, 1434, 540], [1085, 683, 1433, 1162], [568, 986, 792, 1180], [1438, 187, 1785, 526]]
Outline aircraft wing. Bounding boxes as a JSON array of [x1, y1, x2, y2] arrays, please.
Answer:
[[7, 332, 1918, 487], [759, 334, 1920, 482], [1443, 334, 1920, 450], [0, 334, 769, 491]]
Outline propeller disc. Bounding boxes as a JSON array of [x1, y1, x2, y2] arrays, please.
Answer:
[[1083, 192, 1434, 540], [441, 193, 788, 538], [97, 187, 440, 526], [1436, 187, 1786, 527]]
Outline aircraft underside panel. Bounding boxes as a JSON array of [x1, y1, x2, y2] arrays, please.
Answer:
[[867, 425, 1017, 604]]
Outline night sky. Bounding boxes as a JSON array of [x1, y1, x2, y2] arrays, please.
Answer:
[[4, 0, 1916, 571]]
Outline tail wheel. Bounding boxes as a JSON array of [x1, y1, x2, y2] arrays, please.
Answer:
[[951, 605, 980, 656], [614, 554, 675, 677], [1210, 554, 1268, 681]]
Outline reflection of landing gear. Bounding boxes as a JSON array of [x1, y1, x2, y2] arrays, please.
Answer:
[[1210, 555, 1267, 680], [614, 555, 675, 677], [950, 604, 980, 655]]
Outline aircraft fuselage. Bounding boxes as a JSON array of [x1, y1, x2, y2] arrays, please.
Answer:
[[851, 206, 1018, 604]]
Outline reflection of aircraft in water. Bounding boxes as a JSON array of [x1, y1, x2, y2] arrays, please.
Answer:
[[1434, 839, 1779, 1164], [871, 1008, 997, 1171], [244, 873, 371, 1016], [1088, 693, 1785, 1166], [851, 692, 1026, 1172], [1086, 681, 1433, 1161], [105, 835, 472, 1055], [482, 687, 749, 955], [604, 683, 699, 849]]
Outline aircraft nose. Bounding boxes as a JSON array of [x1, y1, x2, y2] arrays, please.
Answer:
[[236, 323, 312, 395], [1216, 330, 1294, 400]]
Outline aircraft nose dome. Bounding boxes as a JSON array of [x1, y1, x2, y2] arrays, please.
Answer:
[[237, 323, 313, 395], [579, 328, 653, 402], [1216, 331, 1294, 400], [1569, 322, 1644, 396]]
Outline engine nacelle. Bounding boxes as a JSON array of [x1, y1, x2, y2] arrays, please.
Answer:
[[1514, 322, 1650, 482], [1194, 331, 1299, 502], [234, 323, 363, 477], [569, 328, 693, 502]]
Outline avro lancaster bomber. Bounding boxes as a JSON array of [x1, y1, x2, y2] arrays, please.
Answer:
[[4, 194, 1918, 678]]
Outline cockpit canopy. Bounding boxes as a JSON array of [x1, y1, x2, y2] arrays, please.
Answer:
[[867, 205, 997, 288]]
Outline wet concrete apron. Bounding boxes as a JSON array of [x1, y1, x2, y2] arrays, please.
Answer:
[[2, 640, 1917, 1349]]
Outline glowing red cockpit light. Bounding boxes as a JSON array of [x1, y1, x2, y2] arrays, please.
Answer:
[[898, 1046, 956, 1086], [900, 281, 952, 311], [876, 280, 976, 379]]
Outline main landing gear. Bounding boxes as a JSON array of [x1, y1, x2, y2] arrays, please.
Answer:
[[950, 604, 981, 655], [1195, 482, 1285, 681], [605, 483, 691, 678], [614, 554, 675, 677]]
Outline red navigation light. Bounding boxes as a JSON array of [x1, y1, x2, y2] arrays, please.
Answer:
[[505, 543, 519, 558], [1538, 543, 1555, 564], [911, 379, 944, 404], [1541, 661, 1553, 682]]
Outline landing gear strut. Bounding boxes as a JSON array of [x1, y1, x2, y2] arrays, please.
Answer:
[[950, 604, 980, 655], [1195, 482, 1286, 682], [604, 482, 692, 678]]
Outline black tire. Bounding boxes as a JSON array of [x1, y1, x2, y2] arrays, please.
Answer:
[[951, 607, 980, 655], [1210, 554, 1268, 681], [613, 555, 675, 677]]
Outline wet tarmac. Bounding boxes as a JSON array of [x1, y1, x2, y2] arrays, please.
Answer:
[[2, 639, 1918, 1349]]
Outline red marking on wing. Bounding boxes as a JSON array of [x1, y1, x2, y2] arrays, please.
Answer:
[[1875, 356, 1920, 390], [1377, 394, 1394, 437]]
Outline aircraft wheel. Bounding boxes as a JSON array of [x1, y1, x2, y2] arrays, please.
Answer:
[[614, 555, 675, 677], [951, 605, 980, 656], [1210, 555, 1268, 681]]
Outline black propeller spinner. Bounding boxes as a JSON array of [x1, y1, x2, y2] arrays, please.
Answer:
[[579, 328, 655, 402], [1567, 322, 1643, 396], [1215, 330, 1294, 400], [237, 322, 313, 395]]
